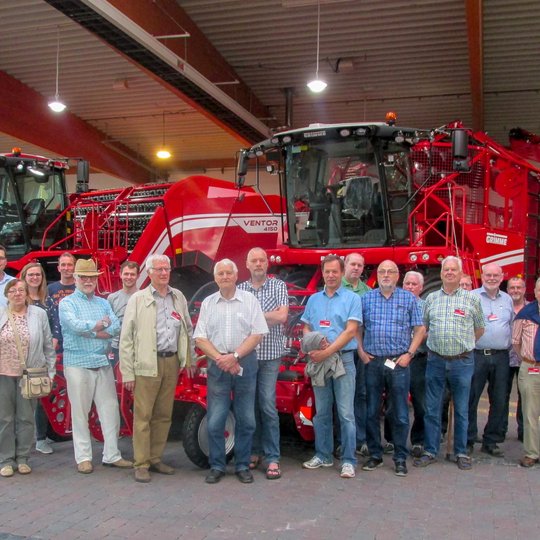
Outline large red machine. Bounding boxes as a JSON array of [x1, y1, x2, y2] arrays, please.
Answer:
[[2, 117, 539, 466]]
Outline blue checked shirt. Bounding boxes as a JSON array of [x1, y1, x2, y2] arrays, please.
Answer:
[[362, 287, 423, 356], [238, 277, 289, 361], [59, 288, 120, 368]]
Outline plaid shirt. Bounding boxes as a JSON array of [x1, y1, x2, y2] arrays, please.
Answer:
[[361, 287, 423, 356], [424, 287, 485, 356], [238, 277, 289, 361]]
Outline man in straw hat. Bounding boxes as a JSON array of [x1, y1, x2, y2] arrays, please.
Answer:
[[59, 258, 132, 474]]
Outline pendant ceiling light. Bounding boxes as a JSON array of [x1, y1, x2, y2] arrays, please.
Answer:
[[48, 27, 67, 113], [156, 112, 172, 159], [307, 1, 327, 93]]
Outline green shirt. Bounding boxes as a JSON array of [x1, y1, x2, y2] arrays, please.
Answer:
[[342, 277, 371, 296], [423, 287, 485, 356]]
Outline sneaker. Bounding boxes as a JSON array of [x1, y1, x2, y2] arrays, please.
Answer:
[[36, 440, 53, 454], [413, 453, 436, 468], [410, 444, 423, 458], [456, 455, 472, 471], [394, 461, 408, 477], [356, 443, 369, 457], [340, 463, 355, 478], [302, 456, 334, 469], [383, 442, 394, 454], [480, 445, 504, 457], [362, 457, 384, 471]]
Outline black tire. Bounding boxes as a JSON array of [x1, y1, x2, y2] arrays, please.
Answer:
[[182, 403, 235, 469], [188, 281, 218, 312]]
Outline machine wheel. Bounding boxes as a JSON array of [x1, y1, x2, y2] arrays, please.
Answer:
[[182, 404, 235, 469], [188, 281, 218, 312]]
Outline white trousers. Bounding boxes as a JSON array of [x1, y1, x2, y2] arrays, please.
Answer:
[[64, 366, 122, 464]]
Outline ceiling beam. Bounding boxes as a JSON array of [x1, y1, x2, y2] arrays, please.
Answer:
[[465, 0, 484, 131], [0, 70, 154, 184]]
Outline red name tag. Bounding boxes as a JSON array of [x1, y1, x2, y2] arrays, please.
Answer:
[[454, 309, 465, 317], [488, 314, 499, 322], [171, 311, 181, 321], [528, 367, 540, 375], [319, 320, 331, 328]]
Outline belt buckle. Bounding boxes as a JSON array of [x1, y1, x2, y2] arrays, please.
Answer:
[[483, 349, 492, 356]]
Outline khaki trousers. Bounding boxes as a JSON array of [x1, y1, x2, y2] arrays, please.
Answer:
[[133, 355, 178, 468], [518, 362, 540, 459]]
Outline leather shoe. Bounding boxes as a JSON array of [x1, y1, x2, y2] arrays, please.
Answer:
[[205, 469, 226, 484], [149, 461, 175, 475], [519, 456, 539, 468], [236, 469, 254, 484], [103, 458, 133, 468], [77, 461, 93, 474], [481, 445, 504, 457], [134, 468, 151, 483]]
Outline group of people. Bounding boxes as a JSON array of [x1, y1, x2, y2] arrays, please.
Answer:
[[0, 243, 539, 484]]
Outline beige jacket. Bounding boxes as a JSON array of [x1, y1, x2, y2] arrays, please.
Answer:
[[119, 286, 193, 382]]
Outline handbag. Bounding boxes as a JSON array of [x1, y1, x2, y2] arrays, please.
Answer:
[[7, 310, 52, 399]]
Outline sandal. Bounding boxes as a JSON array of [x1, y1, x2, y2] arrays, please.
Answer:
[[18, 463, 32, 475], [249, 456, 260, 470], [266, 463, 281, 480]]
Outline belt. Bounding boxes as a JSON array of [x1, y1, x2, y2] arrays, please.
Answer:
[[522, 357, 540, 366], [475, 349, 507, 356], [157, 351, 176, 358], [430, 350, 472, 360], [87, 366, 106, 371]]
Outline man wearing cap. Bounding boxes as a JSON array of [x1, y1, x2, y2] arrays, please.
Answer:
[[120, 254, 193, 483], [59, 259, 132, 474]]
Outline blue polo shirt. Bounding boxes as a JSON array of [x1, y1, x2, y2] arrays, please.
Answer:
[[473, 286, 514, 350], [301, 286, 362, 353], [362, 287, 423, 357]]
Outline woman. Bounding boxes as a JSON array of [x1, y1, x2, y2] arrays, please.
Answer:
[[0, 279, 56, 477], [21, 262, 59, 455]]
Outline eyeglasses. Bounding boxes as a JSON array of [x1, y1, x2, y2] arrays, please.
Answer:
[[7, 288, 26, 294], [151, 267, 171, 273], [78, 275, 98, 281], [26, 273, 42, 278], [377, 269, 398, 275]]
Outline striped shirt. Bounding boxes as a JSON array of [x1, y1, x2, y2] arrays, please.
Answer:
[[193, 288, 268, 354], [59, 288, 120, 368], [424, 287, 485, 357], [238, 277, 289, 361], [361, 287, 423, 356], [512, 312, 539, 362]]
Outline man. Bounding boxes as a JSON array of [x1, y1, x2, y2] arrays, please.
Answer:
[[301, 255, 362, 479], [108, 261, 140, 367], [512, 277, 540, 468], [414, 256, 485, 471], [238, 248, 288, 479], [402, 270, 428, 457], [359, 262, 425, 477], [120, 255, 193, 483], [468, 263, 513, 457], [503, 276, 527, 441], [342, 253, 371, 456], [59, 259, 132, 474], [0, 244, 14, 308], [194, 259, 268, 484], [459, 274, 473, 291]]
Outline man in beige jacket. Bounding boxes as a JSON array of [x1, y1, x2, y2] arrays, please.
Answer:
[[120, 254, 193, 483]]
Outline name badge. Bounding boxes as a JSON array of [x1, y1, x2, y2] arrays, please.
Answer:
[[528, 367, 540, 375], [171, 311, 181, 321], [487, 314, 499, 322], [454, 309, 465, 317], [384, 358, 396, 370], [319, 320, 331, 328]]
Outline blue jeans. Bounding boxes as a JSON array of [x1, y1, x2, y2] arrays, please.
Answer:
[[312, 353, 356, 466], [207, 352, 258, 472], [252, 358, 281, 464], [365, 357, 410, 462], [424, 352, 474, 457], [409, 352, 427, 446], [354, 352, 367, 446], [467, 350, 510, 447]]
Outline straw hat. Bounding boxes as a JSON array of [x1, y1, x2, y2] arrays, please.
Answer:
[[74, 258, 102, 276]]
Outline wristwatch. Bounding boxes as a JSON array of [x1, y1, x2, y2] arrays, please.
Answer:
[[102, 320, 109, 328], [233, 352, 240, 361]]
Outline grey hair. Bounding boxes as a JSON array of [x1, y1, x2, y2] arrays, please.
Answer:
[[403, 270, 424, 286], [214, 258, 238, 276], [441, 255, 463, 272], [146, 254, 170, 272]]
